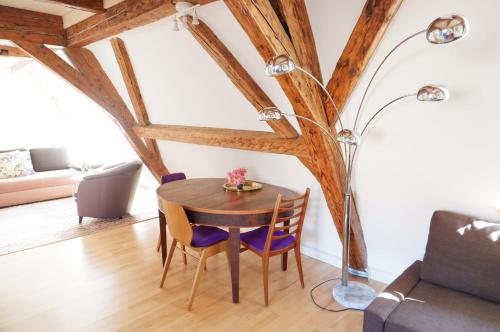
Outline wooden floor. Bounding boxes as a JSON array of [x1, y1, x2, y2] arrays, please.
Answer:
[[0, 219, 382, 331]]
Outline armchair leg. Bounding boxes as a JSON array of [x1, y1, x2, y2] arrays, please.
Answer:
[[79, 216, 83, 224]]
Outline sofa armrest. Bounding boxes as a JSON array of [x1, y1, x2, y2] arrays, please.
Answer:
[[363, 260, 422, 332]]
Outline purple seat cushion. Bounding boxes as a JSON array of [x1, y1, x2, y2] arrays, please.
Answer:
[[161, 172, 186, 184], [240, 226, 295, 252], [191, 226, 228, 247]]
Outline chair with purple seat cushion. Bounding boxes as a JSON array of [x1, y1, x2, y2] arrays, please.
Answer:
[[240, 188, 310, 306], [161, 172, 186, 184], [159, 200, 230, 310], [156, 173, 187, 255]]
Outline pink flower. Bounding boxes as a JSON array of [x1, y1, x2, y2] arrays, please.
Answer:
[[227, 168, 247, 185]]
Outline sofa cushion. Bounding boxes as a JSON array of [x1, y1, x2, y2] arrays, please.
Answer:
[[30, 147, 70, 172], [420, 210, 500, 303], [385, 281, 500, 332], [0, 150, 35, 179], [0, 169, 81, 194]]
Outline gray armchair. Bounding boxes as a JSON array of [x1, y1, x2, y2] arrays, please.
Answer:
[[76, 161, 142, 223]]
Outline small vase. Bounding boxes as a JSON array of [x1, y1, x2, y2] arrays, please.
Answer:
[[237, 183, 244, 190]]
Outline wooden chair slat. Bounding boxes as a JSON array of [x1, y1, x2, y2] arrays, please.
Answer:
[[272, 229, 298, 239], [278, 202, 305, 212], [274, 220, 300, 230], [276, 211, 303, 222]]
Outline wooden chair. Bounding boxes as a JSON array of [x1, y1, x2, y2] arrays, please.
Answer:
[[240, 188, 310, 306], [159, 200, 230, 310], [156, 172, 187, 265]]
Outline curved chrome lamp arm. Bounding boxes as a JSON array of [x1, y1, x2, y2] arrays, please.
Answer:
[[294, 66, 344, 131], [279, 111, 347, 165], [281, 112, 339, 145], [352, 29, 426, 132], [350, 93, 416, 166]]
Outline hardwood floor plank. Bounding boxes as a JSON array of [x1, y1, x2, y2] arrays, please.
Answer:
[[0, 219, 382, 331]]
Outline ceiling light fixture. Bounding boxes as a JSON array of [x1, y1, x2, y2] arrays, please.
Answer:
[[173, 2, 201, 31]]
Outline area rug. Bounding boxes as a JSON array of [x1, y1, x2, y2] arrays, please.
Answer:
[[0, 197, 157, 255]]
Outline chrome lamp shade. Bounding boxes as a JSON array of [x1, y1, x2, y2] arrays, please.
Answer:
[[417, 86, 450, 102], [426, 15, 469, 44], [258, 107, 283, 121], [265, 55, 295, 77], [337, 129, 360, 146]]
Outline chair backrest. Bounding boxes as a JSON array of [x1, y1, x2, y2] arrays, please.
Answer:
[[161, 172, 186, 184], [264, 188, 310, 253], [160, 200, 193, 247]]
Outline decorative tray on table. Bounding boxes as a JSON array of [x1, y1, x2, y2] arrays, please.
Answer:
[[223, 181, 263, 192]]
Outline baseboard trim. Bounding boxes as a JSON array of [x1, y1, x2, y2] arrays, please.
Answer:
[[300, 243, 397, 284]]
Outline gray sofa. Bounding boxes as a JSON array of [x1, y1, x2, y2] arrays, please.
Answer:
[[76, 160, 142, 223], [364, 210, 500, 332]]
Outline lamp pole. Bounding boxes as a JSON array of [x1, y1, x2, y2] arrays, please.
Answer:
[[260, 14, 468, 310]]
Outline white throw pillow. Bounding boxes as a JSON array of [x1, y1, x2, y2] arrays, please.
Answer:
[[0, 150, 35, 179]]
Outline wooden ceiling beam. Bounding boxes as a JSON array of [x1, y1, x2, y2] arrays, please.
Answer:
[[324, 0, 403, 125], [66, 0, 217, 47], [0, 45, 30, 57], [224, 0, 367, 270], [275, 0, 322, 83], [186, 18, 298, 139], [13, 40, 168, 180], [134, 124, 309, 159], [35, 0, 105, 13], [0, 5, 65, 46], [111, 37, 160, 155]]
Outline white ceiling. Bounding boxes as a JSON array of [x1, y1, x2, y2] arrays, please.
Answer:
[[0, 0, 124, 27]]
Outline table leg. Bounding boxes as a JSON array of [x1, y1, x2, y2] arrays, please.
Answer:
[[228, 227, 240, 303], [281, 220, 289, 271], [159, 210, 167, 265]]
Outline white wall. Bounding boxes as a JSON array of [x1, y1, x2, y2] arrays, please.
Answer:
[[88, 0, 500, 283]]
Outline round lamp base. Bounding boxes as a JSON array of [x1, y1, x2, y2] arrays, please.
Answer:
[[332, 281, 377, 310]]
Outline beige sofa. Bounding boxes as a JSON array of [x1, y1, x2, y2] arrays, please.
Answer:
[[0, 147, 81, 208]]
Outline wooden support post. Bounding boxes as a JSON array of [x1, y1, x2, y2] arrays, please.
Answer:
[[224, 0, 368, 270], [35, 0, 105, 13], [0, 45, 29, 58], [66, 0, 218, 47], [324, 0, 403, 125], [134, 124, 309, 158], [111, 37, 161, 155], [0, 6, 65, 46]]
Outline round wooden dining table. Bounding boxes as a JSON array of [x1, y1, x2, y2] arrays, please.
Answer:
[[157, 178, 298, 303]]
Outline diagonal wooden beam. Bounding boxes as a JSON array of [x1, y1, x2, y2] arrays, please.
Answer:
[[324, 0, 403, 125], [13, 40, 168, 181], [110, 37, 160, 155], [0, 6, 65, 46], [34, 0, 104, 13], [0, 45, 29, 57], [63, 47, 168, 180], [225, 0, 368, 270], [186, 18, 298, 139], [134, 125, 309, 158], [66, 0, 217, 47], [275, 0, 323, 83]]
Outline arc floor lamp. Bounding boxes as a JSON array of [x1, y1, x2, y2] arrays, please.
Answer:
[[259, 14, 469, 310]]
